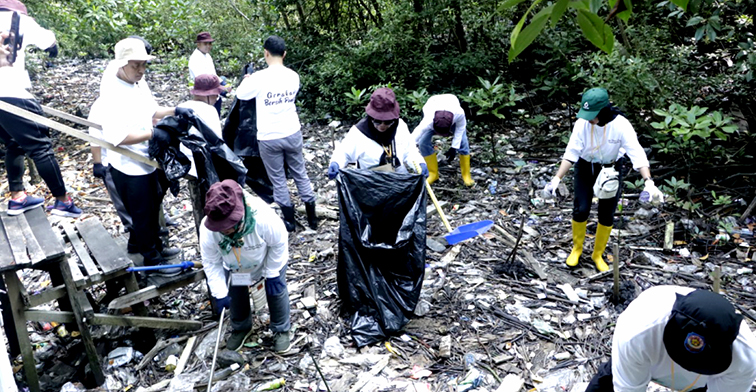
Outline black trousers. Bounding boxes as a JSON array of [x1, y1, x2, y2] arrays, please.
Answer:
[[104, 165, 133, 231], [109, 167, 162, 264], [572, 157, 624, 227], [586, 360, 706, 392], [0, 97, 66, 197]]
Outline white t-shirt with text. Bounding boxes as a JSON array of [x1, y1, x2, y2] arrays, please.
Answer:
[[235, 64, 301, 141]]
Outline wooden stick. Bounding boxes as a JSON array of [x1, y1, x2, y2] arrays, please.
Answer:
[[741, 193, 756, 222], [0, 100, 158, 168], [41, 105, 102, 130], [174, 336, 196, 375], [713, 266, 721, 293], [613, 243, 620, 302], [664, 221, 675, 252]]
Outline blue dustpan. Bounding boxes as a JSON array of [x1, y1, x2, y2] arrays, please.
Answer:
[[444, 220, 494, 245]]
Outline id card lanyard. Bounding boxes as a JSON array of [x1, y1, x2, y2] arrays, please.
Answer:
[[230, 247, 254, 286], [670, 362, 702, 392]]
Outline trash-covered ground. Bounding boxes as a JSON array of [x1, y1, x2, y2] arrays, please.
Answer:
[[1, 59, 755, 392]]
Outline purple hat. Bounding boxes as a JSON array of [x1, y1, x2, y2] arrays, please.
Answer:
[[365, 88, 400, 121], [0, 0, 27, 15], [196, 32, 215, 43], [433, 110, 454, 134], [191, 74, 224, 96], [204, 180, 244, 232]]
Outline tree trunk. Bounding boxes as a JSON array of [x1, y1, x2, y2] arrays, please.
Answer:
[[369, 0, 383, 24], [452, 0, 467, 53]]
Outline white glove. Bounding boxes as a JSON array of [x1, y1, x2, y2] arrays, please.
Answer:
[[542, 176, 561, 199], [641, 179, 664, 206]]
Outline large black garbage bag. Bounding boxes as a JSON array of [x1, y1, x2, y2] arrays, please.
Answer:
[[151, 113, 247, 197], [336, 169, 427, 347]]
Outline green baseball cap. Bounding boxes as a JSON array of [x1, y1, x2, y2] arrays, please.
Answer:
[[577, 88, 610, 120]]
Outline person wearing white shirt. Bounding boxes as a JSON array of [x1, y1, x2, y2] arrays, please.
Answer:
[[411, 94, 474, 186], [543, 88, 663, 272], [177, 73, 224, 177], [97, 37, 191, 269], [200, 180, 291, 353], [188, 32, 230, 116], [328, 87, 427, 178], [235, 35, 317, 232], [0, 3, 81, 217], [585, 285, 756, 392]]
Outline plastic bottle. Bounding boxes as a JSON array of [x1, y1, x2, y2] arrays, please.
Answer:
[[255, 378, 285, 391], [488, 181, 498, 195], [165, 354, 178, 372], [251, 280, 267, 313]]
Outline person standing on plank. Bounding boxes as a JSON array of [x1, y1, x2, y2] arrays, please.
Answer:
[[236, 35, 318, 231], [543, 87, 662, 272], [411, 94, 474, 186], [0, 1, 81, 217], [585, 285, 756, 392]]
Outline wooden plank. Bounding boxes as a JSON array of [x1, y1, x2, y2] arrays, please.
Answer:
[[0, 100, 158, 168], [15, 211, 46, 264], [108, 270, 206, 310], [123, 273, 149, 317], [0, 219, 18, 272], [175, 336, 197, 375], [62, 223, 101, 283], [59, 258, 105, 386], [24, 207, 65, 261], [90, 314, 202, 330], [2, 271, 40, 392], [25, 311, 202, 331], [0, 214, 30, 267], [26, 284, 67, 308], [41, 105, 102, 130], [75, 218, 131, 275], [67, 257, 88, 289]]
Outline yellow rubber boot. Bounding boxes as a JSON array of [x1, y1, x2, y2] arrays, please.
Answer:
[[566, 220, 587, 267], [591, 223, 612, 272], [459, 154, 475, 186], [423, 154, 439, 185]]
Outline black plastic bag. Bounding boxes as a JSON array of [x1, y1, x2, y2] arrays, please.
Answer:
[[336, 169, 427, 347]]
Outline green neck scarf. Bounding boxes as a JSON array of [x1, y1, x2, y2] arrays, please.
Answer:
[[217, 193, 257, 255]]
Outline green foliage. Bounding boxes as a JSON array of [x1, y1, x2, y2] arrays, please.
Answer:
[[461, 77, 523, 120], [623, 178, 645, 190], [650, 104, 741, 163], [660, 177, 700, 212], [343, 87, 369, 121], [710, 190, 733, 206]]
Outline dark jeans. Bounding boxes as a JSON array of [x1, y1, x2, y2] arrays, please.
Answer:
[[572, 157, 624, 226], [0, 97, 66, 197], [103, 165, 132, 231], [586, 360, 706, 392], [109, 167, 162, 264]]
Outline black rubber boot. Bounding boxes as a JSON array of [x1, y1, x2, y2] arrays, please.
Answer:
[[281, 204, 296, 232], [305, 201, 318, 230]]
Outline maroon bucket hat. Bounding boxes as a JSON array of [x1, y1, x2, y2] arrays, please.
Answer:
[[365, 87, 400, 121], [204, 180, 244, 232]]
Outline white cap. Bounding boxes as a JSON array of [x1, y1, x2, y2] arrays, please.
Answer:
[[110, 37, 155, 68]]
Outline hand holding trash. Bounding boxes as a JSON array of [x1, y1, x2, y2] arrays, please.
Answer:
[[542, 176, 561, 199], [640, 179, 664, 206], [174, 107, 195, 119], [444, 147, 457, 162], [327, 162, 340, 180]]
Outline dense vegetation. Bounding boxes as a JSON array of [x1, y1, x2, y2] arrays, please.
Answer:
[[21, 0, 756, 217]]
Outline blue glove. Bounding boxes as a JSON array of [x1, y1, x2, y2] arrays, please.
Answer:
[[327, 162, 340, 180], [93, 163, 106, 179], [174, 107, 195, 119], [419, 163, 429, 179], [215, 296, 231, 310], [265, 276, 286, 297]]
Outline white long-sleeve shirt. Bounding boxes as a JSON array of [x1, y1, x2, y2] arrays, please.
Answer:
[[563, 116, 649, 170], [0, 11, 56, 99], [188, 48, 217, 80], [612, 285, 756, 392], [330, 119, 424, 171], [411, 94, 467, 150], [200, 192, 289, 299], [235, 64, 301, 141]]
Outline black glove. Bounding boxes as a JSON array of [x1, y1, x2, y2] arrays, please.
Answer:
[[93, 163, 106, 179], [44, 43, 59, 58], [174, 107, 195, 119], [151, 127, 172, 148], [444, 148, 457, 162]]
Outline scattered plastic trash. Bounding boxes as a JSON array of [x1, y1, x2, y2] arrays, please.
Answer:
[[255, 378, 285, 391], [165, 355, 178, 372], [410, 365, 432, 379], [107, 347, 142, 369], [489, 180, 498, 195], [324, 336, 345, 359]]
